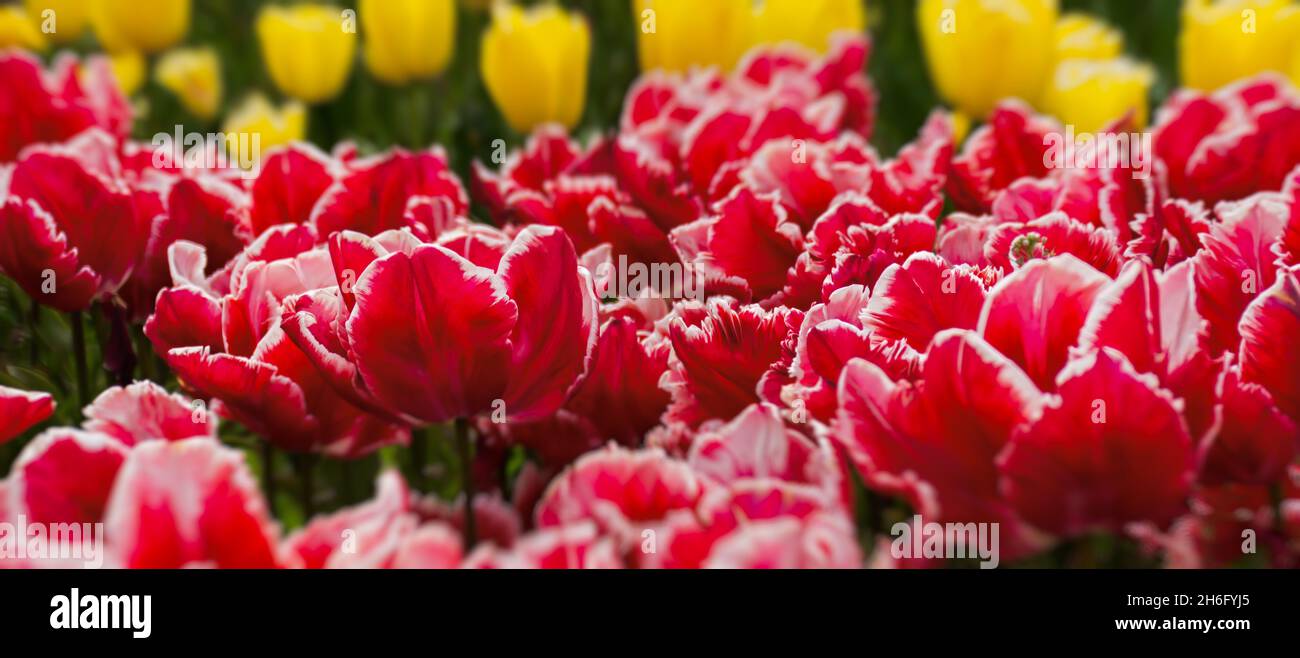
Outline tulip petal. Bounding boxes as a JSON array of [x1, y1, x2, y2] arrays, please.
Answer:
[[347, 244, 517, 423]]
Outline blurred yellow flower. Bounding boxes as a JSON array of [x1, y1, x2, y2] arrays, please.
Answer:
[[155, 47, 222, 121], [751, 0, 865, 53], [481, 4, 590, 133], [257, 4, 358, 104], [360, 0, 455, 86], [633, 0, 753, 72], [918, 0, 1059, 120], [1040, 58, 1155, 132], [224, 94, 308, 165], [1053, 12, 1123, 61], [1040, 14, 1154, 131], [109, 50, 146, 96], [23, 0, 89, 45], [91, 0, 190, 54], [0, 6, 47, 52], [1180, 0, 1300, 90]]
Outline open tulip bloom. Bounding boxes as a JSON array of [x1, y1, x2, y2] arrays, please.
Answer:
[[2, 0, 1300, 580]]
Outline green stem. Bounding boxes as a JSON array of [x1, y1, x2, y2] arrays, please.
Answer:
[[455, 418, 477, 547], [29, 300, 40, 367], [261, 442, 277, 516], [410, 427, 427, 491], [70, 311, 89, 414], [293, 453, 318, 520]]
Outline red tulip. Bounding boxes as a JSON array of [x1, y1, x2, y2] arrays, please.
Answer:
[[146, 226, 409, 457], [284, 471, 462, 569], [0, 385, 54, 445], [311, 147, 468, 238], [662, 298, 802, 428], [325, 224, 598, 424], [248, 144, 338, 236], [0, 52, 129, 163], [103, 439, 283, 568], [0, 132, 147, 312], [836, 330, 1048, 555], [1154, 76, 1300, 204], [999, 349, 1196, 536]]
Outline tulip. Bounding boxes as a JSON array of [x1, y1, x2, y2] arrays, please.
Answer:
[[751, 0, 865, 53], [91, 0, 190, 54], [0, 385, 55, 445], [0, 130, 149, 313], [917, 0, 1059, 119], [0, 6, 47, 51], [257, 3, 357, 104], [481, 4, 590, 133], [633, 0, 752, 72], [1053, 12, 1123, 61], [1039, 57, 1155, 132], [108, 50, 145, 96], [146, 225, 410, 458], [24, 0, 89, 45], [154, 47, 222, 121], [223, 94, 308, 166], [1180, 0, 1300, 91], [359, 0, 455, 85]]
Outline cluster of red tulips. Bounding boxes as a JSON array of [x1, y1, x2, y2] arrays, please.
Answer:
[[2, 34, 1299, 569]]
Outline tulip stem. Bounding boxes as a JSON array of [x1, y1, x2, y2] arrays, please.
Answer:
[[29, 300, 40, 367], [70, 311, 89, 413], [455, 418, 477, 547], [293, 453, 317, 520], [410, 427, 428, 491], [261, 442, 277, 516]]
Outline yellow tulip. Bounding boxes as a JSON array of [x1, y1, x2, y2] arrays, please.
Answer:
[[1180, 0, 1300, 90], [360, 0, 455, 86], [917, 0, 1059, 119], [481, 4, 590, 133], [0, 6, 47, 51], [23, 0, 89, 45], [752, 0, 865, 53], [224, 94, 308, 165], [109, 50, 146, 96], [1053, 12, 1123, 61], [633, 0, 753, 72], [257, 4, 358, 104], [91, 0, 190, 54], [155, 47, 222, 121], [1039, 58, 1155, 132]]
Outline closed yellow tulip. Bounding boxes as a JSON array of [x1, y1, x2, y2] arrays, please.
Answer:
[[156, 47, 222, 121], [1180, 0, 1300, 90], [224, 94, 308, 165], [1039, 13, 1153, 131], [257, 4, 358, 104], [918, 0, 1059, 119], [481, 4, 590, 133], [633, 0, 752, 72], [91, 0, 190, 54], [109, 50, 146, 96], [752, 0, 865, 53], [23, 0, 89, 45], [0, 6, 46, 51], [360, 0, 455, 85], [1053, 12, 1123, 61], [1040, 58, 1155, 132]]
